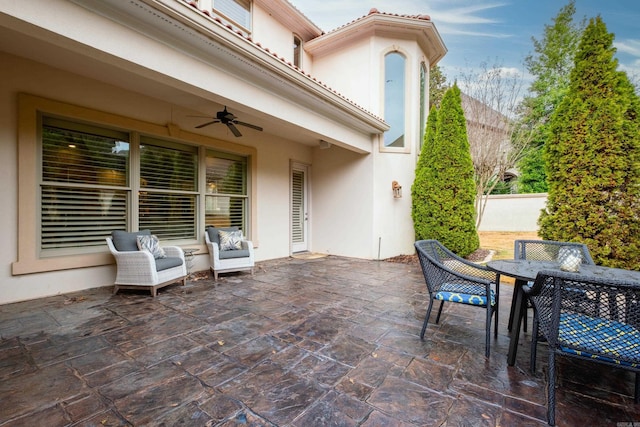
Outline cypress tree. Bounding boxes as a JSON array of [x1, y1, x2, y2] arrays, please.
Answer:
[[539, 16, 640, 269], [412, 105, 438, 240], [412, 84, 479, 256]]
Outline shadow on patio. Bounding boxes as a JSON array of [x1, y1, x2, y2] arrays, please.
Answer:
[[1, 256, 638, 426]]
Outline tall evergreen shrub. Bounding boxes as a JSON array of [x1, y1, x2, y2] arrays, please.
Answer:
[[539, 16, 640, 269], [412, 84, 479, 256]]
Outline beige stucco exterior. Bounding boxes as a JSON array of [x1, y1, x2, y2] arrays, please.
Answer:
[[0, 0, 446, 304]]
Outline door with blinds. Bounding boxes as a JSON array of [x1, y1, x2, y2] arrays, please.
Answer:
[[291, 164, 308, 253]]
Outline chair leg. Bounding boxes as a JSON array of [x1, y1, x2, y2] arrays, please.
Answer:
[[494, 276, 500, 339], [508, 295, 516, 332], [635, 373, 640, 403], [548, 351, 557, 426], [485, 304, 491, 358], [435, 300, 445, 324], [530, 315, 539, 372], [420, 299, 436, 340]]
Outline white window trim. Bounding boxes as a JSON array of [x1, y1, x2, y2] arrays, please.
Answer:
[[14, 93, 257, 275]]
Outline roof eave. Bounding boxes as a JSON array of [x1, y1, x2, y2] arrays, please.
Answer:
[[306, 13, 447, 65]]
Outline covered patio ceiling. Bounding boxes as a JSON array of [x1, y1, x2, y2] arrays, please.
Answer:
[[0, 0, 389, 153]]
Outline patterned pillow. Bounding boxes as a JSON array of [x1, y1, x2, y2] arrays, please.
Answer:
[[218, 230, 243, 251], [136, 235, 166, 259]]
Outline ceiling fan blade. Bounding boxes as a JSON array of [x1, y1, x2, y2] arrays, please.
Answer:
[[195, 120, 218, 129], [235, 121, 263, 132], [227, 122, 242, 137]]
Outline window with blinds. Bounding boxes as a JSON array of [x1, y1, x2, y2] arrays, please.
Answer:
[[213, 0, 251, 31], [39, 115, 250, 256], [139, 137, 197, 241], [41, 118, 130, 253], [205, 150, 248, 232]]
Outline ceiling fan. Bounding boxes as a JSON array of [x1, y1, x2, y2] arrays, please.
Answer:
[[194, 107, 263, 137]]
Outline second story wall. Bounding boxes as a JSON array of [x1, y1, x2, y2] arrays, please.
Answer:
[[252, 4, 297, 65]]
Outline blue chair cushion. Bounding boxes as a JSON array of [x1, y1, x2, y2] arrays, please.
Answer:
[[435, 283, 496, 307], [155, 256, 183, 272], [558, 312, 640, 367], [219, 249, 250, 260], [111, 229, 151, 252]]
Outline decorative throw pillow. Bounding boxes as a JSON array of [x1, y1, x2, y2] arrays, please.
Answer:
[[136, 235, 166, 259], [218, 229, 243, 251]]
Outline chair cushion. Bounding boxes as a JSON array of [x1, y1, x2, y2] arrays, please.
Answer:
[[219, 229, 243, 251], [219, 249, 251, 260], [155, 256, 183, 272], [136, 235, 166, 259], [111, 230, 151, 252], [435, 283, 496, 306], [558, 312, 640, 367], [206, 226, 239, 246]]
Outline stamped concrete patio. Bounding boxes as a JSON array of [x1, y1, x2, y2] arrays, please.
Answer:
[[1, 255, 639, 426]]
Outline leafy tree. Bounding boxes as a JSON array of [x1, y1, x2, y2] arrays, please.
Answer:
[[539, 16, 640, 270], [458, 63, 531, 227], [412, 84, 479, 256], [517, 1, 584, 193]]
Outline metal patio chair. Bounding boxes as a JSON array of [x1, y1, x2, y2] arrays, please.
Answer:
[[525, 270, 640, 425], [415, 240, 500, 358]]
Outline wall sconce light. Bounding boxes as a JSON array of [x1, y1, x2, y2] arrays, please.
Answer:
[[392, 181, 402, 198]]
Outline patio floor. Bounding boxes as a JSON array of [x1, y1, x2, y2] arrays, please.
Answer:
[[1, 255, 639, 426]]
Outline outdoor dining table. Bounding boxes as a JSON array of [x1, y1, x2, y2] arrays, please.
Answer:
[[486, 259, 640, 366]]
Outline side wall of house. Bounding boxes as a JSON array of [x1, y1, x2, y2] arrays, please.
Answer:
[[310, 35, 429, 258]]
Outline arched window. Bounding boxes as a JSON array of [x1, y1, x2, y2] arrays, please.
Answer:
[[384, 52, 406, 148]]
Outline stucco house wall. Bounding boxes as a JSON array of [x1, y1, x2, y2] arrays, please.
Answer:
[[0, 0, 446, 303]]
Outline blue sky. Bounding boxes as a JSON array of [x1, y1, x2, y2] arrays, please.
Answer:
[[290, 0, 640, 88]]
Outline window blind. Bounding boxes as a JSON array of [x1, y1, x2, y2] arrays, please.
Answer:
[[41, 120, 129, 253], [140, 138, 197, 240], [205, 151, 248, 230], [214, 0, 251, 30]]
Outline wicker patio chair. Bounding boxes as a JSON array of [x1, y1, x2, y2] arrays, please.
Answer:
[[525, 270, 640, 425], [205, 226, 254, 280], [106, 230, 187, 297], [415, 240, 500, 358]]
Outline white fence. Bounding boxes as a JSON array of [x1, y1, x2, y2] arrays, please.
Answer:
[[478, 193, 547, 232]]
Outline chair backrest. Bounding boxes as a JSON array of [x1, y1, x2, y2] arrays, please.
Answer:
[[414, 240, 495, 292], [109, 230, 151, 252], [205, 226, 239, 246], [514, 239, 594, 265], [528, 270, 640, 365]]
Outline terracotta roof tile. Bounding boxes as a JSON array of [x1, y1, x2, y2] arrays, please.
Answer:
[[322, 8, 431, 35]]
